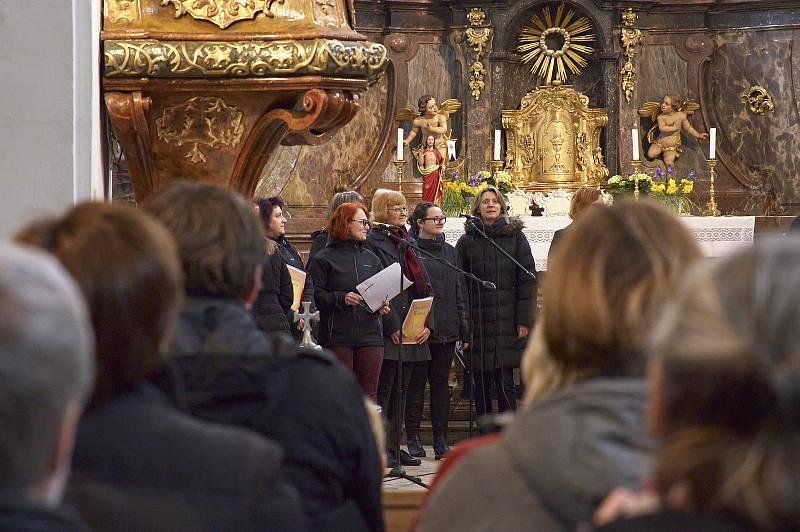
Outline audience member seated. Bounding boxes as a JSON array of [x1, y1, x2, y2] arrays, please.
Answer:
[[547, 185, 604, 265], [417, 200, 701, 532], [0, 244, 94, 532], [594, 239, 800, 532], [144, 182, 384, 532], [16, 203, 307, 532]]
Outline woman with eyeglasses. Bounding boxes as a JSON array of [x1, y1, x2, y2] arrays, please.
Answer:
[[404, 202, 470, 460], [366, 189, 433, 468], [307, 202, 390, 401]]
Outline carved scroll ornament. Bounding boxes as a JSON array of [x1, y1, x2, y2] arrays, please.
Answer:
[[465, 7, 491, 101], [741, 84, 775, 115], [160, 0, 285, 29], [104, 39, 388, 80], [620, 8, 642, 103], [469, 62, 487, 101]]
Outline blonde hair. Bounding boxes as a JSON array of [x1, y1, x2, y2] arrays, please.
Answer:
[[523, 199, 701, 403], [370, 188, 407, 224]]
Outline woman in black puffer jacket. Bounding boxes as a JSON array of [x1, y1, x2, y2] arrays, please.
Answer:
[[405, 202, 470, 460], [308, 202, 390, 401], [251, 237, 293, 335], [456, 186, 537, 419], [255, 196, 314, 341]]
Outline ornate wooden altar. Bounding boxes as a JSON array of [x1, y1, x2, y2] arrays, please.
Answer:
[[102, 0, 388, 202], [501, 83, 608, 191]]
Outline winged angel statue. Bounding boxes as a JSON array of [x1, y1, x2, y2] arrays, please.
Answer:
[[395, 96, 461, 204], [637, 95, 708, 167]]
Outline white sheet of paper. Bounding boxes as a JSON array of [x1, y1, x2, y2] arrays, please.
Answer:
[[356, 262, 414, 312]]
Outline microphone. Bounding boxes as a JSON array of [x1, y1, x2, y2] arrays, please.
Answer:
[[480, 280, 497, 290], [370, 221, 396, 231], [461, 214, 483, 224]]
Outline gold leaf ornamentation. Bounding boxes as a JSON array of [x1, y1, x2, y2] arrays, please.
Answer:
[[109, 0, 142, 23], [469, 62, 487, 101], [517, 3, 595, 85], [160, 0, 286, 29], [619, 8, 642, 103], [741, 84, 775, 115], [155, 96, 245, 164], [104, 39, 388, 80]]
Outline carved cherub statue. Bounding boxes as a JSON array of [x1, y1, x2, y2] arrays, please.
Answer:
[[395, 95, 461, 162], [638, 94, 708, 167]]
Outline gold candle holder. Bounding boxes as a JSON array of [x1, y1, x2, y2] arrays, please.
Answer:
[[393, 159, 405, 194], [706, 159, 720, 216], [631, 160, 641, 201], [491, 159, 503, 178]]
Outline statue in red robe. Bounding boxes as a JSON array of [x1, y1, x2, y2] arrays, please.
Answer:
[[417, 134, 444, 205]]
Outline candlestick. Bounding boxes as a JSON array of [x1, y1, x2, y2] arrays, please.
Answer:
[[631, 160, 641, 201], [393, 159, 405, 194], [706, 159, 720, 216], [709, 127, 717, 160], [491, 159, 503, 177], [493, 129, 501, 161], [631, 128, 640, 162]]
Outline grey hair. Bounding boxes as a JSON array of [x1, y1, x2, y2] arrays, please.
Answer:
[[0, 243, 94, 492], [326, 191, 365, 219]]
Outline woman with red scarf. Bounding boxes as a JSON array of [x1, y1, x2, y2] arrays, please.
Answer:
[[417, 134, 444, 205], [366, 188, 433, 468]]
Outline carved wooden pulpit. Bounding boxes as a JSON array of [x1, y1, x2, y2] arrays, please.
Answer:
[[501, 83, 608, 191], [103, 0, 388, 202]]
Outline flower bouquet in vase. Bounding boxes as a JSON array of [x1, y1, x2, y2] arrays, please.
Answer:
[[650, 166, 697, 215]]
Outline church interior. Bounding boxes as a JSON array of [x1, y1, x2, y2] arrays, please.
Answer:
[[2, 0, 800, 531]]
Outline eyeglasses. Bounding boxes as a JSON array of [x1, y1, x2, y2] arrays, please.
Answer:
[[422, 216, 447, 224], [389, 206, 408, 213], [350, 219, 370, 227]]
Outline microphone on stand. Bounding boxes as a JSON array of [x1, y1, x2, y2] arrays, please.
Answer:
[[370, 221, 396, 232]]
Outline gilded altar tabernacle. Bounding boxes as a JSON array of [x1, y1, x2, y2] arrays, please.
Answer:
[[501, 83, 608, 191]]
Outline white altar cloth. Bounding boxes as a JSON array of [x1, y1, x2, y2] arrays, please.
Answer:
[[443, 216, 755, 271]]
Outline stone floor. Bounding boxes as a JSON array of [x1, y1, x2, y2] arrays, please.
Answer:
[[382, 446, 441, 491]]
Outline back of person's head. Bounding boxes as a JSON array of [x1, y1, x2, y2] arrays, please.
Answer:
[[16, 202, 182, 410], [326, 191, 365, 219], [569, 186, 603, 220], [328, 202, 368, 239], [647, 239, 800, 531], [370, 188, 406, 224], [523, 199, 701, 401], [0, 243, 94, 501], [144, 180, 266, 301]]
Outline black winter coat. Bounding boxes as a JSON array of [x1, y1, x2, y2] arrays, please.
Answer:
[[456, 217, 537, 370], [0, 497, 88, 532], [365, 228, 432, 362], [307, 237, 385, 348], [271, 235, 314, 338], [252, 249, 293, 334], [68, 382, 306, 532], [170, 298, 384, 532], [417, 236, 470, 345], [308, 229, 329, 265]]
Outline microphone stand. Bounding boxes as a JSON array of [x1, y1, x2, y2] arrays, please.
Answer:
[[465, 218, 537, 280], [375, 228, 428, 489]]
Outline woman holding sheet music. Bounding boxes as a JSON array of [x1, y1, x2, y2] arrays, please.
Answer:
[[366, 189, 433, 468], [255, 196, 313, 341], [307, 202, 390, 401]]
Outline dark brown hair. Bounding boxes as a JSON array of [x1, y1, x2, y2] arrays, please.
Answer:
[[253, 196, 285, 228], [15, 203, 182, 409], [328, 202, 368, 239], [418, 94, 434, 114], [144, 181, 267, 301], [648, 239, 800, 531]]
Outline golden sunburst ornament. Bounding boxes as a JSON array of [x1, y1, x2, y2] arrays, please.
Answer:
[[517, 3, 595, 85]]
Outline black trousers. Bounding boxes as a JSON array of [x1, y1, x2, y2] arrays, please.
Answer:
[[405, 342, 456, 436], [377, 358, 421, 451], [472, 367, 517, 417]]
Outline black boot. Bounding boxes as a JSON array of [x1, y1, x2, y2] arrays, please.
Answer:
[[407, 433, 426, 458], [433, 432, 449, 460], [387, 449, 422, 467]]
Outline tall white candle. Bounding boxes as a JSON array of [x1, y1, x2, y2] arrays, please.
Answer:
[[631, 128, 640, 161], [709, 127, 717, 159], [493, 129, 501, 161], [396, 128, 404, 160]]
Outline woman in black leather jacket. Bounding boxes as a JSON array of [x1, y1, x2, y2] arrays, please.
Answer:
[[308, 202, 390, 401]]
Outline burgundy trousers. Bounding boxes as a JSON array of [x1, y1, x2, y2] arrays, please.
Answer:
[[328, 346, 384, 402]]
